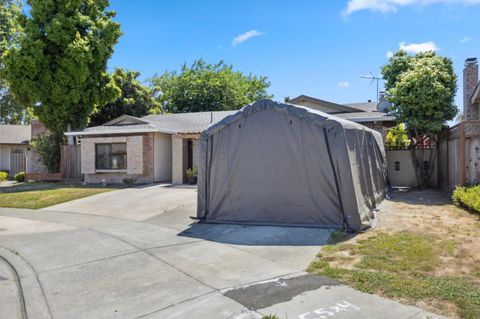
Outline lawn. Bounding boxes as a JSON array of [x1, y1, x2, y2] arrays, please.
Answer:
[[0, 183, 120, 209], [308, 190, 480, 319]]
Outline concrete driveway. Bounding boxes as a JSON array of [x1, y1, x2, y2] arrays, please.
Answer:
[[0, 184, 446, 319]]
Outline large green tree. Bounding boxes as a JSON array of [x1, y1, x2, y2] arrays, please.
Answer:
[[90, 68, 160, 126], [382, 50, 457, 187], [0, 0, 30, 124], [149, 59, 272, 113], [2, 0, 122, 134]]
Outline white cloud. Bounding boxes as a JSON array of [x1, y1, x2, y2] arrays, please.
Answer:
[[399, 41, 439, 53], [232, 30, 264, 46], [343, 0, 480, 16], [460, 36, 472, 43], [385, 41, 438, 58], [338, 81, 351, 88]]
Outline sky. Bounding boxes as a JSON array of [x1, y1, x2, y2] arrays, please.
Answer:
[[108, 0, 480, 108]]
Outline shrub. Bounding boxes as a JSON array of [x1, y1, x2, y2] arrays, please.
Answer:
[[0, 171, 8, 181], [14, 172, 25, 182], [186, 167, 198, 178], [30, 133, 63, 173], [122, 177, 137, 187], [453, 185, 480, 214]]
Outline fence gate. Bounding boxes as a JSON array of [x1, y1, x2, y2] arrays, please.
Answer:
[[10, 147, 26, 177], [61, 144, 82, 181]]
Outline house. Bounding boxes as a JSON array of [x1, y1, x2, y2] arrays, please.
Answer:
[[0, 121, 50, 179], [0, 124, 31, 177], [66, 111, 238, 185], [289, 94, 396, 137], [66, 96, 395, 185]]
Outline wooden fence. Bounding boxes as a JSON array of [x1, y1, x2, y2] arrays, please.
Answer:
[[437, 120, 480, 189], [60, 144, 82, 182]]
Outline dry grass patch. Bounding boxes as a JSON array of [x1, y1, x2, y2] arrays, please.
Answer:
[[308, 190, 480, 319]]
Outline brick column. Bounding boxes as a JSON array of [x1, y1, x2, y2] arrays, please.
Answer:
[[464, 58, 479, 120]]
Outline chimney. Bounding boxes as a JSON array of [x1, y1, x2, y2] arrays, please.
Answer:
[[464, 57, 479, 120], [31, 120, 48, 138], [379, 91, 386, 101]]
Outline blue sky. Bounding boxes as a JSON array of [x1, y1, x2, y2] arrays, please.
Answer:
[[108, 0, 480, 108]]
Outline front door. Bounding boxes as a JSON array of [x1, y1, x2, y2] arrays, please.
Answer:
[[10, 147, 25, 178]]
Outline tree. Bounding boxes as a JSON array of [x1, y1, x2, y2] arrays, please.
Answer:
[[2, 0, 122, 135], [90, 68, 160, 126], [0, 0, 30, 124], [385, 123, 410, 148], [382, 50, 457, 187], [149, 59, 272, 113]]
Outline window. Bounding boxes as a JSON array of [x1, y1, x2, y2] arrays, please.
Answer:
[[95, 143, 127, 170]]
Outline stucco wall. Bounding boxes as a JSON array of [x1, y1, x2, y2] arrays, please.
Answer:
[[172, 135, 183, 184], [387, 149, 438, 188], [81, 133, 154, 184], [154, 132, 172, 182]]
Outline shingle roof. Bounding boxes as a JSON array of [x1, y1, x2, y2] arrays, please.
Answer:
[[143, 111, 237, 133], [66, 103, 395, 137], [0, 125, 31, 144], [343, 102, 379, 112], [68, 111, 238, 136]]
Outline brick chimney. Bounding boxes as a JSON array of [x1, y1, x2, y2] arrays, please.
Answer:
[[464, 57, 479, 120], [31, 120, 48, 138]]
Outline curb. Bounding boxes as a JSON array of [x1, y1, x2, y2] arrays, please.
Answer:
[[0, 247, 52, 319]]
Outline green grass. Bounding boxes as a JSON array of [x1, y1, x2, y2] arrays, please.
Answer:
[[0, 183, 119, 209], [308, 232, 480, 319], [453, 185, 480, 214]]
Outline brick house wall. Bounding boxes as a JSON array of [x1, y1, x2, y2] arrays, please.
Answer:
[[81, 133, 154, 184]]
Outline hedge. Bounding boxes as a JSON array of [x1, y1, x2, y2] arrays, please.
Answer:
[[452, 185, 480, 214]]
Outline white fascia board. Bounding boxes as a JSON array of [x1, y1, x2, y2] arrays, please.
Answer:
[[64, 128, 178, 136]]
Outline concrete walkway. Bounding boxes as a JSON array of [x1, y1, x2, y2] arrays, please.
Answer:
[[0, 184, 447, 319]]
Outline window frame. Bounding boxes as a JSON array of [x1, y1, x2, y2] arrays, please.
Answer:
[[95, 143, 127, 172]]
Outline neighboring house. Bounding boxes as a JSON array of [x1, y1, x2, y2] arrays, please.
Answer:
[[66, 112, 237, 184], [0, 121, 50, 179], [0, 124, 31, 177], [289, 94, 396, 137]]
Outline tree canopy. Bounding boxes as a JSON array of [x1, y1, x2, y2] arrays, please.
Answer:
[[2, 0, 122, 134], [382, 50, 457, 137], [0, 0, 30, 124], [90, 68, 160, 126], [382, 50, 457, 187], [149, 59, 272, 113]]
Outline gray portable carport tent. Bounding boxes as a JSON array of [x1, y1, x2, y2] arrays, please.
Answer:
[[197, 99, 387, 231]]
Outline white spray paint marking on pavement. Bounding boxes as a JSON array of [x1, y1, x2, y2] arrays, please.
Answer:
[[298, 301, 360, 319]]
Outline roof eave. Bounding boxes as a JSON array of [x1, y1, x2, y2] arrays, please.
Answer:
[[64, 127, 177, 136], [348, 116, 396, 123]]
